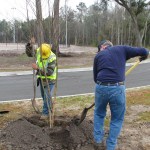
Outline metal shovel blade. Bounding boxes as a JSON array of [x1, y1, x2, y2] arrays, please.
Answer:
[[0, 110, 10, 117], [0, 110, 9, 114], [77, 103, 95, 125], [77, 108, 89, 125], [31, 99, 41, 114]]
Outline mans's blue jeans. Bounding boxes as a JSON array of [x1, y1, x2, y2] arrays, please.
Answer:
[[40, 81, 55, 115], [94, 84, 126, 150]]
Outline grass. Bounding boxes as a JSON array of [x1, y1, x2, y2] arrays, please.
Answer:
[[126, 89, 150, 106], [0, 53, 33, 71], [1, 51, 149, 71], [55, 95, 94, 117], [0, 52, 94, 71], [0, 101, 34, 128], [0, 53, 32, 64], [0, 87, 150, 128], [137, 111, 150, 122]]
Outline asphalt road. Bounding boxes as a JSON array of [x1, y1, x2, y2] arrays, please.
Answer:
[[0, 63, 150, 102]]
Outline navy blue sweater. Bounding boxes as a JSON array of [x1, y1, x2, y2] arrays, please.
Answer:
[[93, 45, 149, 83]]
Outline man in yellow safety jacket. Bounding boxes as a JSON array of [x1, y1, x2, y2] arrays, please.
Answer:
[[32, 43, 57, 120]]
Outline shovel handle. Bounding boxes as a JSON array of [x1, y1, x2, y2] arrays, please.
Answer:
[[125, 60, 140, 76], [86, 103, 95, 109]]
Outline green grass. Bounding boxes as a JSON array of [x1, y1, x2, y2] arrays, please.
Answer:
[[126, 89, 150, 106], [137, 111, 150, 122], [18, 53, 33, 61], [0, 88, 150, 128], [104, 117, 110, 127]]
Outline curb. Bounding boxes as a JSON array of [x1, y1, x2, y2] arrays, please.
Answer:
[[1, 85, 150, 103]]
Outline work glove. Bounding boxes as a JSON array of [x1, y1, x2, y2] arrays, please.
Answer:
[[37, 78, 40, 87], [25, 43, 34, 57], [139, 55, 148, 62]]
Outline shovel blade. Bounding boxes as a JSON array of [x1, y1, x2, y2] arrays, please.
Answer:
[[77, 108, 89, 125], [0, 110, 9, 114], [31, 99, 41, 114]]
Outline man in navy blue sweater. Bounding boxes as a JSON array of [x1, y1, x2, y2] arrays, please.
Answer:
[[93, 40, 149, 150]]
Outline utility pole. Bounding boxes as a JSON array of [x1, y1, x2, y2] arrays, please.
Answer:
[[35, 0, 44, 46], [65, 0, 68, 47], [11, 7, 16, 43], [48, 0, 52, 44], [26, 0, 30, 27]]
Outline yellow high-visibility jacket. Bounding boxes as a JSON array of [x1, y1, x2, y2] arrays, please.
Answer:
[[36, 48, 57, 82]]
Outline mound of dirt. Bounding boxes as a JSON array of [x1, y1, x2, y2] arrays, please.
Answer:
[[0, 115, 95, 150], [1, 113, 150, 150]]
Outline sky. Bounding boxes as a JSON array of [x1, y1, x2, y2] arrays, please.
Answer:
[[0, 0, 95, 21]]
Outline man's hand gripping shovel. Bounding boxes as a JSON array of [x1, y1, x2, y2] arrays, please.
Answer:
[[77, 59, 141, 125]]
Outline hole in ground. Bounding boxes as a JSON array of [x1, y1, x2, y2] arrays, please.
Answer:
[[0, 115, 95, 150]]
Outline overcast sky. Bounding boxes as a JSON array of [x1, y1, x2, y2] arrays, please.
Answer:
[[0, 0, 95, 21]]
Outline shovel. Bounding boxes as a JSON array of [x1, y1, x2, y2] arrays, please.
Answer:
[[77, 60, 140, 125], [31, 69, 41, 114], [0, 110, 10, 117]]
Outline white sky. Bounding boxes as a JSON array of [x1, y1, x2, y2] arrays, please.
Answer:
[[0, 0, 95, 21]]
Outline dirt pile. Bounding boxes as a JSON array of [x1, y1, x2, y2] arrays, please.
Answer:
[[0, 112, 150, 150], [0, 115, 95, 150]]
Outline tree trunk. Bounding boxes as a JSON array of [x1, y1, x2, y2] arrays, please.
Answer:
[[132, 17, 142, 47], [35, 0, 44, 46], [114, 0, 143, 47], [52, 0, 60, 54], [128, 18, 131, 45]]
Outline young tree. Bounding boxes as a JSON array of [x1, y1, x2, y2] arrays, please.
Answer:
[[52, 0, 60, 54], [35, 0, 44, 46]]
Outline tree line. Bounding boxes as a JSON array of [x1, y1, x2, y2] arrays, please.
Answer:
[[0, 0, 149, 47]]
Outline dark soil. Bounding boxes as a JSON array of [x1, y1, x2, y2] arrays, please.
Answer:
[[0, 115, 96, 150], [1, 111, 150, 150]]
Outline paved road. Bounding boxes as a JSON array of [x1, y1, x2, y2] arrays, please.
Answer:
[[0, 63, 150, 102]]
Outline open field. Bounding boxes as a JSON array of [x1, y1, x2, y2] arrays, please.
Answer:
[[0, 44, 97, 71], [0, 87, 150, 150], [0, 43, 147, 72]]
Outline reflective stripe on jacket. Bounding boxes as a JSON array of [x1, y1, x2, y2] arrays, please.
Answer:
[[36, 48, 57, 80]]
